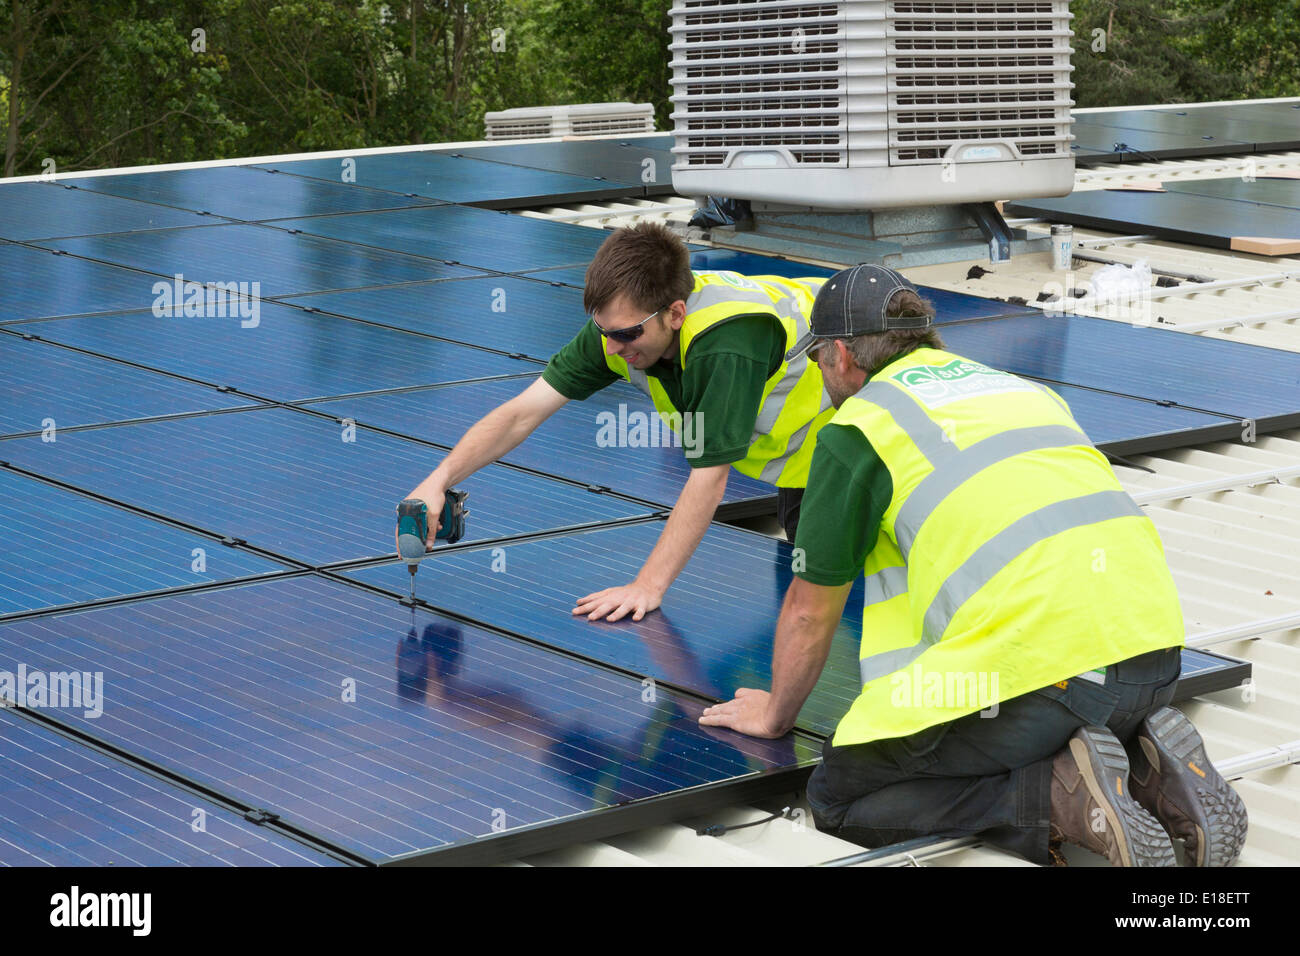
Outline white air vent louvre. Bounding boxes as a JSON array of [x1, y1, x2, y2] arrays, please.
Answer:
[[669, 0, 1075, 209], [887, 0, 1073, 164], [484, 103, 656, 141], [669, 1, 849, 169]]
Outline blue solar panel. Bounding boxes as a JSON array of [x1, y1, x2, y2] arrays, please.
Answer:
[[272, 205, 610, 273], [40, 223, 484, 298], [0, 242, 167, 322], [447, 136, 675, 192], [255, 151, 632, 207], [0, 470, 289, 617], [0, 408, 649, 565], [939, 314, 1300, 425], [526, 250, 1043, 323], [0, 711, 340, 866], [0, 334, 254, 436], [0, 576, 819, 862], [72, 165, 441, 221], [303, 376, 774, 507], [345, 520, 865, 736], [1040, 383, 1239, 453], [28, 303, 538, 403], [281, 276, 587, 360], [0, 181, 218, 240]]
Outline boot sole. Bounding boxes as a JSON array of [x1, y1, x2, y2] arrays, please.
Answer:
[[1070, 727, 1177, 867], [1134, 707, 1248, 867]]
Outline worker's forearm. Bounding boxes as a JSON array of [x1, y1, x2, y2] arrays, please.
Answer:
[[635, 467, 729, 594], [765, 586, 841, 735], [415, 403, 539, 494]]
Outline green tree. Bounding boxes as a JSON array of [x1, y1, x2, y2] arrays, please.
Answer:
[[533, 0, 672, 129], [1069, 0, 1238, 107]]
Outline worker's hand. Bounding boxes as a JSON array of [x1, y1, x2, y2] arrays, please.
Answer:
[[698, 688, 785, 739], [395, 485, 445, 554], [572, 580, 663, 622]]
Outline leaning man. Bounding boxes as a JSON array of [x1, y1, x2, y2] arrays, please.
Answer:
[[701, 264, 1248, 867]]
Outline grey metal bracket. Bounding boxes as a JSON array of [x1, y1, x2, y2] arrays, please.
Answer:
[[964, 202, 1013, 263]]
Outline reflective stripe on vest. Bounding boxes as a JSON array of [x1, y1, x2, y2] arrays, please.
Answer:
[[603, 271, 833, 487], [829, 348, 1184, 746]]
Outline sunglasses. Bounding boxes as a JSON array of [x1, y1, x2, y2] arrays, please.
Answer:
[[591, 305, 668, 344]]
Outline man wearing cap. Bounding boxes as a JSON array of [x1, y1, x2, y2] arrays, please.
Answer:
[[701, 264, 1248, 867], [400, 220, 834, 622]]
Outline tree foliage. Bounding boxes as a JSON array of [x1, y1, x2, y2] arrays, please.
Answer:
[[0, 0, 1295, 177]]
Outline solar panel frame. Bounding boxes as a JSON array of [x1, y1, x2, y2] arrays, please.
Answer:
[[22, 302, 543, 404], [0, 574, 823, 866], [0, 709, 345, 867], [0, 406, 654, 566]]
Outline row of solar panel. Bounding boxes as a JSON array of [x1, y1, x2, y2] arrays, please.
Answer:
[[1007, 178, 1300, 255], [0, 510, 1245, 865], [0, 136, 1273, 866], [1072, 101, 1300, 164]]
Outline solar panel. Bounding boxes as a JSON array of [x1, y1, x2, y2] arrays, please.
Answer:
[[1173, 648, 1252, 701], [38, 223, 485, 298], [272, 204, 611, 274], [0, 334, 256, 437], [26, 303, 539, 403], [254, 150, 637, 208], [527, 249, 1045, 324], [0, 469, 290, 618], [445, 136, 676, 194], [1091, 106, 1300, 153], [280, 275, 587, 360], [939, 313, 1300, 427], [71, 165, 442, 221], [0, 242, 172, 322], [343, 521, 1250, 737], [343, 520, 865, 736], [1039, 384, 1240, 455], [1004, 188, 1300, 255], [1164, 176, 1300, 211], [0, 407, 650, 566], [302, 376, 774, 509], [0, 711, 340, 866], [0, 181, 218, 240], [1070, 117, 1253, 163], [0, 576, 820, 864]]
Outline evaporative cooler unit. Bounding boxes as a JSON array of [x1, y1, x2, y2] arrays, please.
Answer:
[[667, 0, 1077, 263]]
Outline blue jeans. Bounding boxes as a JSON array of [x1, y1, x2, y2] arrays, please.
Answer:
[[805, 646, 1182, 865]]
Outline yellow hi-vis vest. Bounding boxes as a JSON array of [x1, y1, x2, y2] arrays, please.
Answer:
[[601, 270, 835, 488], [829, 347, 1185, 747]]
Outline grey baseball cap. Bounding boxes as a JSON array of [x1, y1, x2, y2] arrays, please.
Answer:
[[785, 264, 932, 363]]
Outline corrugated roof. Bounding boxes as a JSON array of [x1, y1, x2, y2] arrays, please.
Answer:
[[512, 148, 1300, 868]]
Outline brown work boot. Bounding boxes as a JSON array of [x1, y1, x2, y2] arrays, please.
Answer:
[[1128, 707, 1249, 867], [1049, 725, 1176, 867]]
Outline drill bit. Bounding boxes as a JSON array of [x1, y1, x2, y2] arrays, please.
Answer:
[[408, 563, 417, 601]]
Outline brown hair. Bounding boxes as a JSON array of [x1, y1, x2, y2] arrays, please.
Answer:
[[841, 289, 943, 374], [583, 221, 694, 316]]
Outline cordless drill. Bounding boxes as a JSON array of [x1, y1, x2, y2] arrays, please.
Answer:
[[396, 490, 468, 601]]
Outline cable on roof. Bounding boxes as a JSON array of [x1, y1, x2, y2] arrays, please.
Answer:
[[696, 806, 794, 838]]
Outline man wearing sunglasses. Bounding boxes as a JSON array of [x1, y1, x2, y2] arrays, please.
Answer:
[[400, 221, 834, 623]]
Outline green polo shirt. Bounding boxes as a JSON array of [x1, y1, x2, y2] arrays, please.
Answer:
[[792, 352, 911, 587], [542, 315, 786, 469]]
